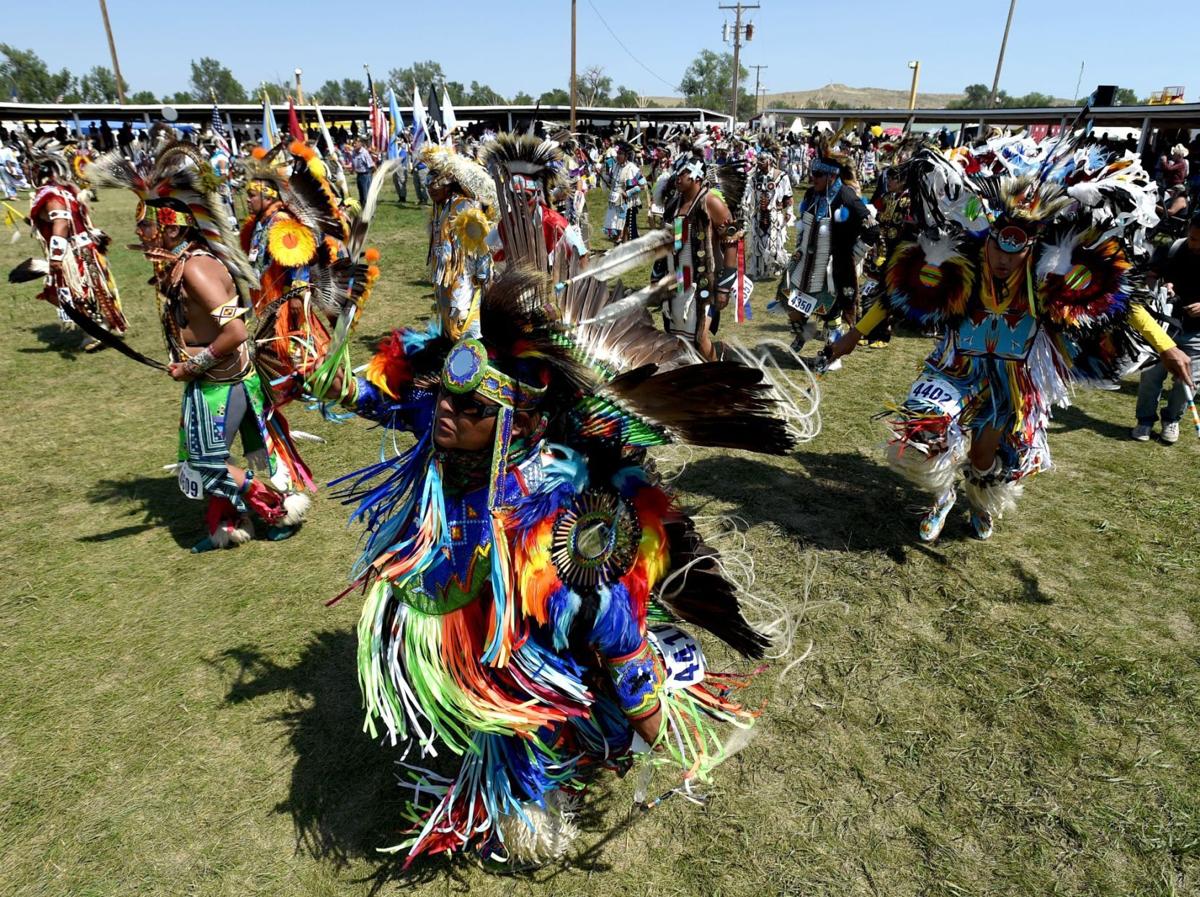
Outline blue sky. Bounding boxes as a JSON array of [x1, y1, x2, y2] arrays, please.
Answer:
[[5, 0, 1196, 103]]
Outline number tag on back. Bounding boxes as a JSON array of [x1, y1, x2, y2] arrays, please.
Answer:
[[787, 290, 818, 316], [648, 625, 706, 690], [177, 462, 205, 500], [906, 377, 962, 416]]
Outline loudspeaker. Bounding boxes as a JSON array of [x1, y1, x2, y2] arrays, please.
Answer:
[[1090, 85, 1117, 107]]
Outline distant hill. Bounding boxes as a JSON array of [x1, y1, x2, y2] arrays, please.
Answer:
[[646, 82, 1069, 111]]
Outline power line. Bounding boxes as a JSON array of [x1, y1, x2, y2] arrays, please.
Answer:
[[583, 0, 679, 93]]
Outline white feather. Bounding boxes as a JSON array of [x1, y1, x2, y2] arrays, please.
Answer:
[[562, 228, 672, 286]]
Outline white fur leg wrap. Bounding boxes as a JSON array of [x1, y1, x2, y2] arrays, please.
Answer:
[[210, 518, 254, 548], [884, 421, 966, 497], [280, 492, 311, 526], [496, 791, 579, 865], [962, 463, 1023, 519]]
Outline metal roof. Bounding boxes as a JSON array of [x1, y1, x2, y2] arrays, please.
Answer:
[[0, 101, 730, 126], [752, 103, 1200, 128]]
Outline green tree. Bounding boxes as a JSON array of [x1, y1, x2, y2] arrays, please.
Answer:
[[511, 91, 534, 105], [188, 57, 247, 103], [537, 88, 570, 105], [1009, 91, 1056, 108], [0, 44, 75, 102], [948, 83, 995, 109], [315, 79, 344, 104], [465, 81, 505, 104], [387, 60, 445, 95], [78, 66, 128, 103], [677, 50, 753, 119], [579, 65, 612, 106], [444, 80, 467, 104], [340, 78, 367, 105], [1113, 87, 1140, 106], [611, 85, 640, 107], [259, 81, 295, 104], [129, 90, 158, 104], [161, 91, 194, 105]]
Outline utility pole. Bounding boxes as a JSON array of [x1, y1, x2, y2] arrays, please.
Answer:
[[97, 0, 126, 104], [749, 64, 768, 114], [907, 60, 921, 110], [720, 2, 759, 126], [987, 0, 1017, 109], [570, 0, 578, 131]]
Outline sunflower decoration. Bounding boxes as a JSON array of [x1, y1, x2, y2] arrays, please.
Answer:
[[267, 217, 318, 267], [452, 207, 492, 256]]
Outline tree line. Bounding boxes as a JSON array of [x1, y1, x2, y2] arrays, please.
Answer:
[[0, 47, 658, 109]]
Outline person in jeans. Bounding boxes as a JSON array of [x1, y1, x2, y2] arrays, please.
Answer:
[[1133, 214, 1200, 444], [351, 139, 375, 205]]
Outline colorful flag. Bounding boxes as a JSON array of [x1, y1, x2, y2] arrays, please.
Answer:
[[287, 98, 304, 142], [411, 84, 429, 155], [442, 87, 458, 140], [261, 91, 279, 149], [210, 100, 230, 154], [367, 70, 388, 157], [313, 101, 349, 197], [386, 89, 405, 160]]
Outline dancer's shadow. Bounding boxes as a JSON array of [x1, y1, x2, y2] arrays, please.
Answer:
[[84, 474, 198, 547], [1050, 399, 1136, 442], [674, 451, 966, 562], [216, 630, 653, 888], [19, 323, 84, 361], [217, 630, 448, 889]]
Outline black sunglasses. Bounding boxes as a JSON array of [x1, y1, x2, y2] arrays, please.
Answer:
[[440, 389, 501, 419]]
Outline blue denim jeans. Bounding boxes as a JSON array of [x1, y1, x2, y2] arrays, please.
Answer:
[[1135, 330, 1200, 424]]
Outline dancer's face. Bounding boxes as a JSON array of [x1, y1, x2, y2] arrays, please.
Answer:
[[433, 390, 535, 452], [985, 235, 1031, 280], [434, 389, 499, 451]]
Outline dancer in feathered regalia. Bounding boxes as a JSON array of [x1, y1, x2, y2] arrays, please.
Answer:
[[602, 142, 647, 244], [238, 140, 356, 407], [420, 145, 497, 340], [651, 151, 746, 362], [743, 147, 793, 280], [8, 139, 127, 352], [313, 161, 795, 870], [825, 140, 1193, 541], [85, 144, 315, 552], [777, 137, 870, 357]]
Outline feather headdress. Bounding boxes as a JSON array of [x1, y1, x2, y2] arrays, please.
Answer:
[[420, 145, 497, 214], [482, 133, 569, 200], [84, 142, 258, 301], [25, 138, 72, 183]]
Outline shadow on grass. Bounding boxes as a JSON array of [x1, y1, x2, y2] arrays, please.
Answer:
[[1049, 402, 1134, 442], [20, 322, 85, 361], [218, 630, 445, 889], [674, 451, 973, 562], [84, 474, 199, 547], [217, 629, 659, 889]]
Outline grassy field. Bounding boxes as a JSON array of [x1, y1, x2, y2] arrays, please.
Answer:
[[1, 184, 1197, 897]]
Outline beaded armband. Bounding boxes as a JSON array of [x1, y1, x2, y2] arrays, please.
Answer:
[[210, 297, 249, 327], [48, 235, 69, 261]]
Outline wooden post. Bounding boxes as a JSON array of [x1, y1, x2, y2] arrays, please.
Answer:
[[97, 0, 127, 104]]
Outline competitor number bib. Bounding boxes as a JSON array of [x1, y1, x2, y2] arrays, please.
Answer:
[[177, 462, 205, 500], [906, 376, 963, 416], [786, 290, 818, 317], [648, 625, 707, 690]]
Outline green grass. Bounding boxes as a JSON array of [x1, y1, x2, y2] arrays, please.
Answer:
[[1, 186, 1197, 897]]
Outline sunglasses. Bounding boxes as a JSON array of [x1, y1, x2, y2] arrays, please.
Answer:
[[992, 225, 1031, 254], [440, 388, 501, 419]]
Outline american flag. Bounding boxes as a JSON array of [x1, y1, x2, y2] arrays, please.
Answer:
[[210, 101, 231, 154], [366, 71, 388, 157]]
